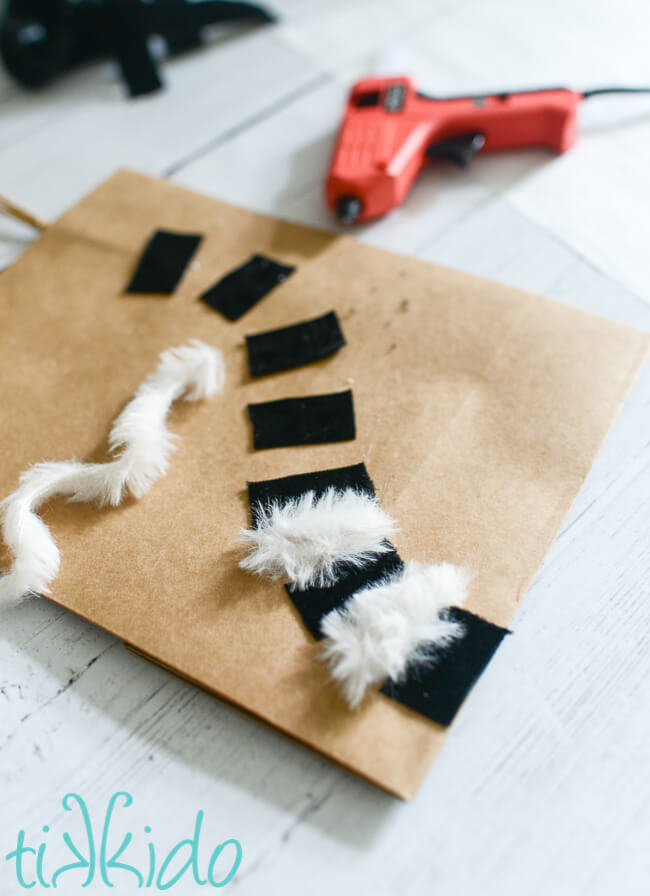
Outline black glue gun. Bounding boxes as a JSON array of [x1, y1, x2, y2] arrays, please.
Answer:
[[0, 0, 276, 97]]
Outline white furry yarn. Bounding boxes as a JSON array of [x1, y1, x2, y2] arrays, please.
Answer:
[[321, 561, 470, 708], [239, 488, 397, 590], [0, 339, 225, 606]]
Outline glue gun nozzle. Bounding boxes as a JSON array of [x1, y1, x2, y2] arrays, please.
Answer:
[[336, 196, 362, 225]]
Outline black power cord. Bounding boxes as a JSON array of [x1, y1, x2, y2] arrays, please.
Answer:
[[583, 86, 650, 98]]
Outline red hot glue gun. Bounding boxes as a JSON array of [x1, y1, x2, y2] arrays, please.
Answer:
[[325, 75, 650, 223]]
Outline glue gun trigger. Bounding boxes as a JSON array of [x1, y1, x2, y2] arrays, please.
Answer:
[[426, 132, 486, 168]]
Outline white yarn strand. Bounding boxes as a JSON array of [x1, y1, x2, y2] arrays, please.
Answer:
[[239, 488, 398, 590], [321, 561, 470, 708], [0, 339, 225, 606]]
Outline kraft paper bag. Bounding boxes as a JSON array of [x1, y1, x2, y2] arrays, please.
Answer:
[[0, 170, 647, 799]]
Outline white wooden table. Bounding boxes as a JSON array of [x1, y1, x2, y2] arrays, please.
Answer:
[[2, 1, 650, 893]]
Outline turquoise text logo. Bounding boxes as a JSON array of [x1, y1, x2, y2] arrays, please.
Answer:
[[5, 792, 242, 889]]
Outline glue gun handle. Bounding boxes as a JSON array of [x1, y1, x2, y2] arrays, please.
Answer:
[[423, 88, 582, 155]]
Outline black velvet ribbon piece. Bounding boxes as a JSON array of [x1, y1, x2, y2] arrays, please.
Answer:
[[381, 608, 510, 726], [246, 310, 346, 377], [247, 463, 374, 516], [125, 229, 202, 294], [247, 390, 355, 450], [200, 253, 295, 321]]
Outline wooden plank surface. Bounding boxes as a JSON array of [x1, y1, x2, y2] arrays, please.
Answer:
[[1, 1, 650, 893]]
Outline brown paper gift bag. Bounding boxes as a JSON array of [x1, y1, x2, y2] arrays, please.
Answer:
[[0, 170, 647, 799]]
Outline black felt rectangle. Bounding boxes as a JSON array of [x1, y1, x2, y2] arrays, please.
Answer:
[[247, 462, 375, 524], [247, 390, 355, 450], [381, 609, 510, 726], [288, 551, 405, 640], [200, 254, 295, 321], [125, 230, 202, 294], [246, 311, 346, 377]]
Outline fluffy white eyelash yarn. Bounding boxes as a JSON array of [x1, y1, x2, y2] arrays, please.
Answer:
[[239, 488, 397, 590], [0, 340, 225, 606], [321, 561, 470, 708]]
